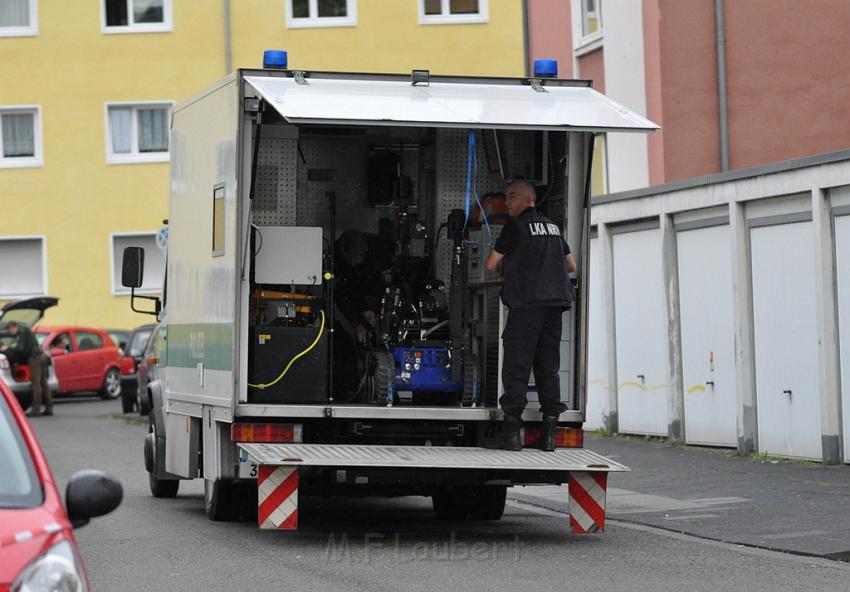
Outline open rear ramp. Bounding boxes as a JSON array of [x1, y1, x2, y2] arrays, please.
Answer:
[[239, 443, 627, 534]]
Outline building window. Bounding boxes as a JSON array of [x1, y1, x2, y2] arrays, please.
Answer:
[[419, 0, 488, 25], [590, 133, 607, 197], [111, 233, 165, 295], [212, 184, 225, 256], [582, 0, 602, 37], [0, 0, 37, 37], [0, 237, 46, 299], [102, 0, 171, 33], [285, 0, 357, 29], [105, 102, 172, 164], [0, 106, 42, 169]]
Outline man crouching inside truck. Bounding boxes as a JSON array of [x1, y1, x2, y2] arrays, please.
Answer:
[[484, 181, 576, 451]]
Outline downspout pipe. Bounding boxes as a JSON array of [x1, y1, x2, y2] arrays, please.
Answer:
[[522, 0, 530, 77], [715, 0, 729, 172], [224, 0, 233, 74]]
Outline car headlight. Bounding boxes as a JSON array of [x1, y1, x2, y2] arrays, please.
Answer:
[[0, 354, 9, 371], [11, 539, 88, 592]]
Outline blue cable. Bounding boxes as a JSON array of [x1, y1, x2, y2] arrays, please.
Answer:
[[463, 130, 474, 229]]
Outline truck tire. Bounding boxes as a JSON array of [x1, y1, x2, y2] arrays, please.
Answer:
[[146, 421, 179, 498], [205, 479, 241, 521], [100, 368, 122, 400], [432, 486, 470, 520], [138, 388, 151, 416], [149, 473, 179, 498], [468, 485, 507, 521]]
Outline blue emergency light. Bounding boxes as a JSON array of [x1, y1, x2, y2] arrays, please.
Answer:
[[263, 50, 288, 69], [533, 59, 558, 78]]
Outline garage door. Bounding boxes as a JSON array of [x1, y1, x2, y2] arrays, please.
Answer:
[[751, 221, 821, 460], [585, 237, 605, 430], [834, 214, 850, 464], [613, 228, 667, 435], [677, 225, 737, 447]]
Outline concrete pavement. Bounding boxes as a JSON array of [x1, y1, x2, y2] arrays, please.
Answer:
[[515, 434, 850, 559]]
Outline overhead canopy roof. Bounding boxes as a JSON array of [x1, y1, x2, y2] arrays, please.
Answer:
[[245, 75, 658, 132]]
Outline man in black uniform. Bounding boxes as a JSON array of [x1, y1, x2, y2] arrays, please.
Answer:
[[484, 181, 576, 451]]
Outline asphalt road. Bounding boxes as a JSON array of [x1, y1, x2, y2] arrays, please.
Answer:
[[30, 398, 850, 592]]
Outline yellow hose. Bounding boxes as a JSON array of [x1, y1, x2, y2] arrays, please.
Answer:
[[247, 310, 325, 390]]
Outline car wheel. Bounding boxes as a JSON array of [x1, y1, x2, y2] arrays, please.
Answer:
[[121, 389, 136, 413], [100, 368, 122, 400], [14, 391, 33, 412]]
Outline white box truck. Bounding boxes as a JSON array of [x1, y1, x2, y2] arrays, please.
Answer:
[[122, 54, 656, 532]]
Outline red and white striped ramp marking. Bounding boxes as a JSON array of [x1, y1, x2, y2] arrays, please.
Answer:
[[258, 466, 299, 530], [568, 472, 608, 533]]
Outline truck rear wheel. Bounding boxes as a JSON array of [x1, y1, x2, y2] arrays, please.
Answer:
[[432, 486, 471, 520], [468, 485, 507, 521], [204, 479, 241, 521]]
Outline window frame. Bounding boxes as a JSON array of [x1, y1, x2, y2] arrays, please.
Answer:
[[100, 0, 172, 34], [0, 105, 43, 169], [418, 0, 489, 25], [572, 0, 603, 54], [0, 0, 38, 37], [104, 101, 173, 165], [109, 231, 164, 295], [285, 0, 357, 29], [0, 235, 48, 299]]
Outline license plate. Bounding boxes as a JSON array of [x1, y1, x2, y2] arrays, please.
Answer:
[[238, 449, 259, 479]]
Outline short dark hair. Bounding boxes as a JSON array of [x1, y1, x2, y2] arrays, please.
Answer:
[[339, 229, 368, 260], [507, 180, 537, 202], [5, 321, 18, 329]]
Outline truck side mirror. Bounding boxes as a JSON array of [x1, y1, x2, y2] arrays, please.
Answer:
[[122, 247, 145, 288]]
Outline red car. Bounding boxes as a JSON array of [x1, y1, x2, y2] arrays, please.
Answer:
[[36, 327, 124, 400], [0, 379, 122, 591]]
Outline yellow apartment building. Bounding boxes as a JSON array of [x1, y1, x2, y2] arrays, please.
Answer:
[[0, 0, 526, 329]]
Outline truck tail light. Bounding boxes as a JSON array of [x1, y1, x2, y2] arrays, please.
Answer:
[[230, 423, 303, 443], [522, 426, 583, 448]]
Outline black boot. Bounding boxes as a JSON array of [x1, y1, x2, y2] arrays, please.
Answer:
[[541, 416, 558, 452], [483, 415, 522, 451]]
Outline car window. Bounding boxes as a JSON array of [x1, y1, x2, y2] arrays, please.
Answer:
[[0, 395, 43, 508], [0, 308, 41, 327], [145, 327, 159, 356], [76, 331, 104, 351], [127, 329, 152, 357], [48, 332, 73, 352]]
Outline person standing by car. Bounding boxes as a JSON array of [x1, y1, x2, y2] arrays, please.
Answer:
[[484, 181, 576, 451], [0, 320, 53, 416]]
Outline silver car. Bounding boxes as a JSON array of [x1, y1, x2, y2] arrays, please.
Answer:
[[0, 297, 61, 410]]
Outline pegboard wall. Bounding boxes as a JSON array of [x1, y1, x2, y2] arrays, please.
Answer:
[[433, 129, 506, 285], [252, 138, 298, 225]]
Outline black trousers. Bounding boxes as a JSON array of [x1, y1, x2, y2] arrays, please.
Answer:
[[500, 306, 568, 419]]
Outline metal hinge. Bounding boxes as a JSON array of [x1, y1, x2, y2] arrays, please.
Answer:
[[293, 70, 308, 85], [530, 78, 548, 93]]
